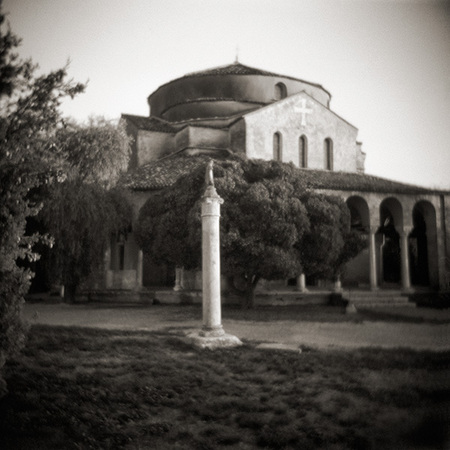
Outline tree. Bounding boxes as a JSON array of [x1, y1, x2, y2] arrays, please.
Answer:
[[54, 116, 131, 188], [0, 1, 84, 396], [39, 182, 131, 300], [37, 117, 132, 300], [135, 155, 363, 308], [298, 192, 368, 289]]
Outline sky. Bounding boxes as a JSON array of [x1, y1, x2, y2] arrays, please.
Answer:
[[3, 0, 450, 189]]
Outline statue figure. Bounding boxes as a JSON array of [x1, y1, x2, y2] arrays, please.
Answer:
[[205, 160, 214, 186]]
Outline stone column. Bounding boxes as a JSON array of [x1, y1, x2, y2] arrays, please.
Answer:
[[399, 226, 413, 291], [200, 185, 224, 336], [136, 249, 143, 290], [378, 234, 386, 286], [369, 227, 378, 290], [174, 266, 184, 291], [187, 161, 242, 349], [104, 245, 112, 289], [333, 275, 342, 292], [296, 273, 308, 292]]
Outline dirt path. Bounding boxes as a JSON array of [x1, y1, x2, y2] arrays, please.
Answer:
[[23, 303, 450, 351]]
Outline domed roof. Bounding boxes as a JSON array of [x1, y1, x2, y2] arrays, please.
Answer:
[[148, 62, 331, 122], [185, 62, 289, 78], [166, 62, 328, 93]]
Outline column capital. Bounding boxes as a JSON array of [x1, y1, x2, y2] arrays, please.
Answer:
[[369, 226, 378, 235], [202, 185, 223, 202], [398, 225, 414, 237]]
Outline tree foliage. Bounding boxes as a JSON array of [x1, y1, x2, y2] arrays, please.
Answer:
[[39, 181, 132, 299], [136, 155, 366, 308], [54, 116, 131, 188], [0, 1, 84, 396], [35, 116, 132, 299]]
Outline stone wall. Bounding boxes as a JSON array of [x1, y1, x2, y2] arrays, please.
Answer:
[[229, 119, 246, 153], [244, 92, 359, 172], [185, 126, 229, 149], [137, 130, 174, 165]]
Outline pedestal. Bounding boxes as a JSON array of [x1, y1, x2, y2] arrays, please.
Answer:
[[296, 273, 309, 292]]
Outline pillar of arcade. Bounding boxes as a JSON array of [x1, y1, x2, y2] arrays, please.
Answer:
[[368, 227, 378, 290], [187, 161, 242, 349], [399, 226, 413, 292]]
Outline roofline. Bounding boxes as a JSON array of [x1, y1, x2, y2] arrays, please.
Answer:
[[242, 91, 358, 131], [148, 62, 332, 102], [158, 97, 266, 120], [121, 113, 181, 133], [299, 169, 450, 195]]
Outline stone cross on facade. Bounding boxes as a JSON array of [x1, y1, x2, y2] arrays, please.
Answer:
[[294, 98, 313, 126]]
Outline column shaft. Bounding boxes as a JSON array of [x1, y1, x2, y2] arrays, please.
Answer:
[[369, 230, 378, 290], [400, 228, 412, 291], [296, 273, 308, 292], [201, 187, 224, 335], [136, 250, 143, 289]]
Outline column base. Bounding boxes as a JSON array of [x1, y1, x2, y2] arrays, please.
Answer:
[[295, 287, 309, 293], [200, 325, 225, 338], [402, 287, 414, 294], [186, 330, 243, 349]]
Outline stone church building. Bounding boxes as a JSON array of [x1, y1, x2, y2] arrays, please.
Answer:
[[105, 62, 450, 300]]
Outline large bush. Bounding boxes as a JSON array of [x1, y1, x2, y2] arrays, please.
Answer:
[[136, 155, 366, 308]]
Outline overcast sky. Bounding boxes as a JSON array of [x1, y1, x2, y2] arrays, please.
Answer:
[[3, 0, 450, 189]]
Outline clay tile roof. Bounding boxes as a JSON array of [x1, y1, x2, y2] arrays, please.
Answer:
[[298, 169, 443, 195], [179, 62, 330, 96], [121, 154, 445, 195], [121, 154, 210, 190], [185, 62, 283, 77], [122, 114, 178, 133]]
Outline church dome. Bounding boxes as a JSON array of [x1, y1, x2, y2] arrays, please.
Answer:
[[148, 62, 331, 122]]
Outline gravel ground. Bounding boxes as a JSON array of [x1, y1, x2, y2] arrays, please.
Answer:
[[23, 302, 450, 351]]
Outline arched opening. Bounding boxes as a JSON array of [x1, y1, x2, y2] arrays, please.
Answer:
[[299, 135, 307, 168], [343, 196, 371, 286], [324, 138, 333, 170], [409, 201, 438, 287], [143, 253, 175, 287], [379, 198, 403, 285], [274, 82, 287, 100], [273, 132, 282, 161]]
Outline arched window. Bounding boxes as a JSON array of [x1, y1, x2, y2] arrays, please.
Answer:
[[299, 135, 308, 168], [324, 138, 333, 170], [274, 82, 287, 100], [273, 132, 282, 161]]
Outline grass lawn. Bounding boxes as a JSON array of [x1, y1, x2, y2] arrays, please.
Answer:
[[1, 325, 449, 449]]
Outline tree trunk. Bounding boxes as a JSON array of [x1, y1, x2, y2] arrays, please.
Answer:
[[242, 286, 255, 309], [241, 275, 260, 309], [65, 282, 78, 303]]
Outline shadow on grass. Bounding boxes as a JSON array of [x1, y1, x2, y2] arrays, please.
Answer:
[[1, 325, 449, 449]]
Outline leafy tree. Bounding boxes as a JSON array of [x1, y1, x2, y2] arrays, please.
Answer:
[[136, 155, 363, 308], [0, 1, 84, 396], [54, 116, 131, 188], [39, 182, 131, 300], [299, 193, 366, 281], [37, 117, 132, 300]]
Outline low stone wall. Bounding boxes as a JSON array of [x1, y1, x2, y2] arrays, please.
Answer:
[[83, 289, 332, 306]]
